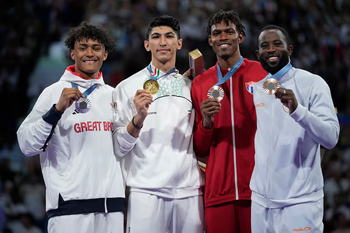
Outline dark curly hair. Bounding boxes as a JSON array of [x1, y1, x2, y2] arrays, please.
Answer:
[[64, 21, 115, 53], [145, 14, 181, 40], [207, 10, 245, 37]]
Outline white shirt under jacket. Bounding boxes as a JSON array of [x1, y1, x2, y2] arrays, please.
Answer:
[[17, 67, 125, 212], [113, 64, 203, 199], [250, 67, 340, 208]]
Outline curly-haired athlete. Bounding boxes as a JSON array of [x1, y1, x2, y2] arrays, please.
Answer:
[[191, 10, 267, 233], [17, 22, 125, 233]]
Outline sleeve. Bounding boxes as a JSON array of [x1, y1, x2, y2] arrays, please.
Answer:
[[290, 77, 340, 149], [191, 79, 214, 158], [17, 88, 62, 157], [112, 84, 138, 157]]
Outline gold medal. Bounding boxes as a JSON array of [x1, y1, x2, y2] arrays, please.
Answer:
[[143, 79, 159, 95], [263, 78, 280, 95], [207, 86, 224, 102]]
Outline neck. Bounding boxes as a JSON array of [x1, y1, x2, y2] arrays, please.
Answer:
[[217, 52, 241, 69], [151, 58, 176, 73]]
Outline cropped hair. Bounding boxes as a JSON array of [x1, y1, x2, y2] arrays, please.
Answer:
[[259, 25, 292, 45], [207, 10, 245, 37], [145, 14, 181, 40], [64, 21, 115, 53]]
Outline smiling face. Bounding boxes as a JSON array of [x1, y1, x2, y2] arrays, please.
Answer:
[[256, 29, 293, 74], [144, 26, 182, 68], [71, 39, 108, 79], [208, 20, 244, 63]]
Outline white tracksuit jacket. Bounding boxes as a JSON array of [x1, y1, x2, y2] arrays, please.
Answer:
[[250, 67, 339, 208], [17, 66, 125, 215], [112, 64, 203, 198]]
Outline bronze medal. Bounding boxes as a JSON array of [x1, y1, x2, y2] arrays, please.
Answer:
[[143, 79, 159, 95], [207, 86, 224, 102], [263, 78, 280, 95]]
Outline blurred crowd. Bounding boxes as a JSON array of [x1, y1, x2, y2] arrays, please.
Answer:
[[1, 0, 350, 232]]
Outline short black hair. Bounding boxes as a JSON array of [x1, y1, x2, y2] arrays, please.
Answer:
[[64, 21, 115, 53], [207, 10, 245, 37], [145, 14, 181, 40], [259, 25, 292, 45]]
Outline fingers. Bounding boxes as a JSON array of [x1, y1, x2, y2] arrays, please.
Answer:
[[201, 99, 221, 116], [56, 87, 84, 112], [134, 90, 153, 105], [182, 68, 192, 78], [133, 89, 153, 118], [275, 88, 292, 100]]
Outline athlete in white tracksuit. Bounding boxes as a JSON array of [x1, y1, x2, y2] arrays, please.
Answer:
[[250, 26, 340, 233], [113, 64, 204, 233], [112, 14, 204, 233], [17, 22, 124, 233]]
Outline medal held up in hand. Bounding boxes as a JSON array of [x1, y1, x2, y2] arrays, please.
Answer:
[[143, 79, 159, 95], [262, 79, 280, 95], [71, 82, 97, 114], [207, 86, 224, 102]]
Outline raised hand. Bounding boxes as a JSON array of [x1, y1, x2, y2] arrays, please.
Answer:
[[275, 88, 298, 113], [133, 89, 153, 119], [200, 98, 221, 129], [56, 87, 85, 112]]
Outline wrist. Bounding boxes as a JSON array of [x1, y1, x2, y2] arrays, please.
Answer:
[[54, 104, 64, 113], [132, 116, 143, 130], [202, 119, 213, 129]]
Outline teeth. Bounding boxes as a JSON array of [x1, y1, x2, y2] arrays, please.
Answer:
[[268, 57, 278, 62], [84, 61, 95, 63], [219, 44, 229, 48]]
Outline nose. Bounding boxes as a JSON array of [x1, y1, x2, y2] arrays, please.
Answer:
[[159, 35, 167, 45], [86, 47, 94, 56], [267, 44, 275, 52], [219, 32, 228, 40]]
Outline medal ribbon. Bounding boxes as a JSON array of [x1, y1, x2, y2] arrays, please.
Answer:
[[214, 56, 244, 86], [266, 63, 292, 80], [71, 82, 98, 97], [147, 64, 177, 81]]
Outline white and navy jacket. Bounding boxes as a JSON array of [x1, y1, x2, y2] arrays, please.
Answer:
[[113, 64, 203, 199], [17, 65, 125, 218], [250, 67, 340, 208]]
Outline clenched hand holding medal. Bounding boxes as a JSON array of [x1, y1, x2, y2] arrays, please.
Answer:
[[72, 82, 98, 114]]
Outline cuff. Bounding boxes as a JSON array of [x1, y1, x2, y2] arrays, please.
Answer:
[[290, 104, 307, 122], [42, 104, 63, 125], [198, 120, 214, 136]]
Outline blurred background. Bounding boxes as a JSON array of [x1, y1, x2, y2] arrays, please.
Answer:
[[1, 0, 349, 232]]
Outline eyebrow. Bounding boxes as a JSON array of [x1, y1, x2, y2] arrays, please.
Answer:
[[78, 43, 102, 47], [150, 32, 176, 37]]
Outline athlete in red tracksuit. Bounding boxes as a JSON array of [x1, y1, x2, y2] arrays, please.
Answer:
[[191, 10, 266, 233]]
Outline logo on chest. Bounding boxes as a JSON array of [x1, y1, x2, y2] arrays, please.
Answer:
[[245, 81, 256, 94]]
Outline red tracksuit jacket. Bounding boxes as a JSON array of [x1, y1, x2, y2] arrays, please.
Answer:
[[191, 58, 266, 207]]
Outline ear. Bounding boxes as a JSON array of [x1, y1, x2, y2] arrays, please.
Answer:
[[144, 40, 151, 52], [208, 36, 213, 47], [70, 50, 75, 61], [288, 45, 293, 56], [255, 50, 260, 60], [103, 51, 108, 61], [177, 39, 183, 50], [238, 33, 244, 44]]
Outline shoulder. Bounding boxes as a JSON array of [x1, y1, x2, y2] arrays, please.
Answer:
[[292, 68, 327, 86]]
